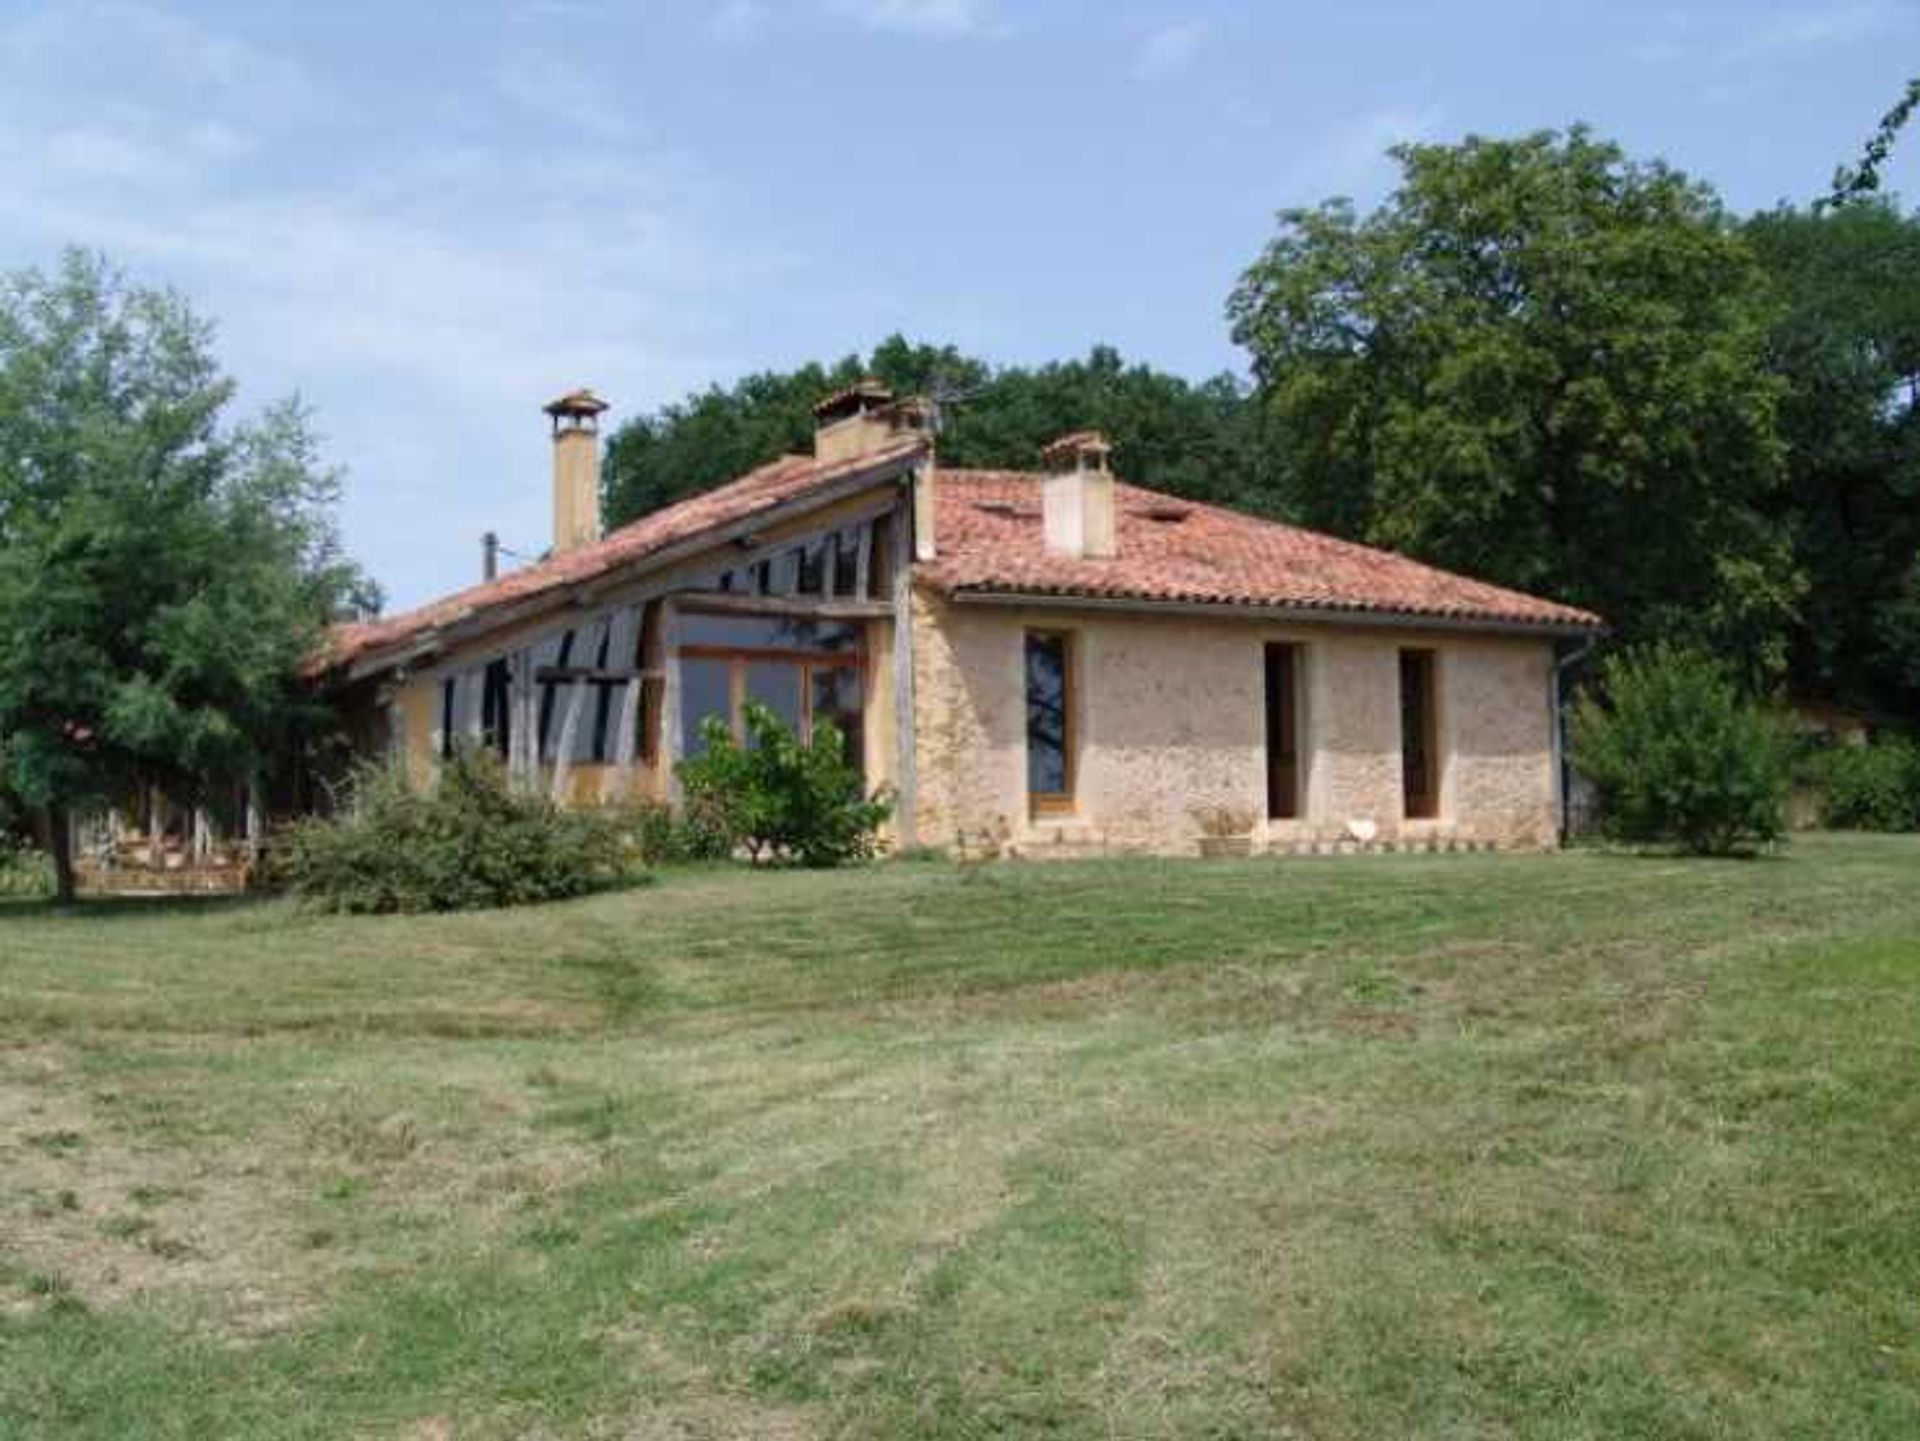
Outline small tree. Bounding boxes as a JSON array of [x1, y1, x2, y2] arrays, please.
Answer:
[[1570, 644, 1790, 855], [0, 251, 373, 901], [676, 702, 891, 866]]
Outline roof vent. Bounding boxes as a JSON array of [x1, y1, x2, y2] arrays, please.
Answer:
[[1142, 503, 1191, 524]]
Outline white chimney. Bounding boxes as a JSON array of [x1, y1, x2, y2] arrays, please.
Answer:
[[545, 388, 608, 554], [1040, 431, 1116, 559]]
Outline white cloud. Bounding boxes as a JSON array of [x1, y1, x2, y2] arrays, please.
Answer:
[[0, 1, 789, 608], [1134, 19, 1207, 77], [1278, 105, 1445, 204], [826, 0, 989, 37]]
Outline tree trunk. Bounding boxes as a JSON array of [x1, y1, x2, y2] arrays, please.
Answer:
[[46, 805, 77, 904]]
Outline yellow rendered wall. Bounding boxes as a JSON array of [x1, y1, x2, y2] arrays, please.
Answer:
[[910, 588, 1559, 856]]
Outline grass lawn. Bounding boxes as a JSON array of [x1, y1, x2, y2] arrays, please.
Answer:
[[3, 834, 1919, 1438]]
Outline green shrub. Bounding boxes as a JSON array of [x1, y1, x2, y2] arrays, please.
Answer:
[[271, 748, 635, 913], [1570, 643, 1790, 856], [1811, 736, 1920, 831], [0, 840, 52, 899], [676, 702, 892, 867], [603, 799, 734, 866]]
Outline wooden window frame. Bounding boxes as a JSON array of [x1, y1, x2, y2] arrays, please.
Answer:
[[1400, 648, 1441, 820], [675, 606, 867, 758], [1264, 642, 1303, 821], [1025, 629, 1077, 818]]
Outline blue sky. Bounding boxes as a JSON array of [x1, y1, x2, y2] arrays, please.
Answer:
[[5, 0, 1918, 609]]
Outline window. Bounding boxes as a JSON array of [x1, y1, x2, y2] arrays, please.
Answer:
[[1264, 643, 1302, 820], [706, 521, 877, 601], [1026, 631, 1074, 814], [439, 676, 457, 761], [681, 657, 734, 759], [832, 525, 862, 596], [1400, 648, 1439, 819], [677, 607, 865, 777], [811, 666, 863, 769], [797, 539, 827, 595], [481, 658, 513, 761]]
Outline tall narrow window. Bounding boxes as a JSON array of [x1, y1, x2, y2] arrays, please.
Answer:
[[1400, 648, 1439, 819], [480, 659, 513, 761], [1026, 631, 1074, 814], [439, 676, 457, 761], [1265, 643, 1301, 820]]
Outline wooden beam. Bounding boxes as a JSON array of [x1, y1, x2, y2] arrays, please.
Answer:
[[890, 497, 917, 843], [510, 647, 536, 788], [549, 678, 587, 802], [660, 601, 682, 805], [535, 666, 662, 684], [675, 593, 892, 621]]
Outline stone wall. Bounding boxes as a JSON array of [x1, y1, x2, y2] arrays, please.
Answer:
[[910, 587, 1560, 856]]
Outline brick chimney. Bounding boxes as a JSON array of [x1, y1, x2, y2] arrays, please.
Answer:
[[1040, 431, 1116, 559], [814, 380, 938, 559], [545, 388, 608, 554]]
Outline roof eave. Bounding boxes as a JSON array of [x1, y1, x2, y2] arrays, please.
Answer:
[[940, 585, 1606, 638], [326, 444, 927, 683]]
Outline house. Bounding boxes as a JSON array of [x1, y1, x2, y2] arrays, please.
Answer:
[[310, 384, 1604, 856]]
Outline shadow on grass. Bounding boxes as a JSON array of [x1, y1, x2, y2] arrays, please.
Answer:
[[0, 893, 268, 922]]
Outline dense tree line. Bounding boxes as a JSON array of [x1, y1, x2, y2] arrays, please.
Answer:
[[603, 127, 1920, 720], [602, 337, 1262, 524]]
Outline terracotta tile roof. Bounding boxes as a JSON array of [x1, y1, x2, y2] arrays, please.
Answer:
[[312, 439, 925, 676], [318, 443, 1598, 679], [925, 470, 1603, 632]]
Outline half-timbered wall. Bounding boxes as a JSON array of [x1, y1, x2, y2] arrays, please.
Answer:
[[397, 507, 897, 807]]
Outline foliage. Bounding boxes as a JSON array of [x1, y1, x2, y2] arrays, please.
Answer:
[[601, 335, 1260, 527], [0, 250, 377, 901], [0, 837, 51, 899], [1745, 201, 1920, 718], [675, 701, 891, 866], [272, 748, 632, 913], [1826, 76, 1920, 210], [1809, 736, 1920, 832], [1570, 643, 1791, 855], [604, 798, 733, 865], [1228, 128, 1798, 679]]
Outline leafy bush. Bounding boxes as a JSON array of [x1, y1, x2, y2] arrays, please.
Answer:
[[1810, 736, 1920, 831], [1570, 643, 1791, 855], [272, 748, 634, 913], [676, 702, 891, 866], [603, 799, 734, 866], [0, 840, 52, 899]]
